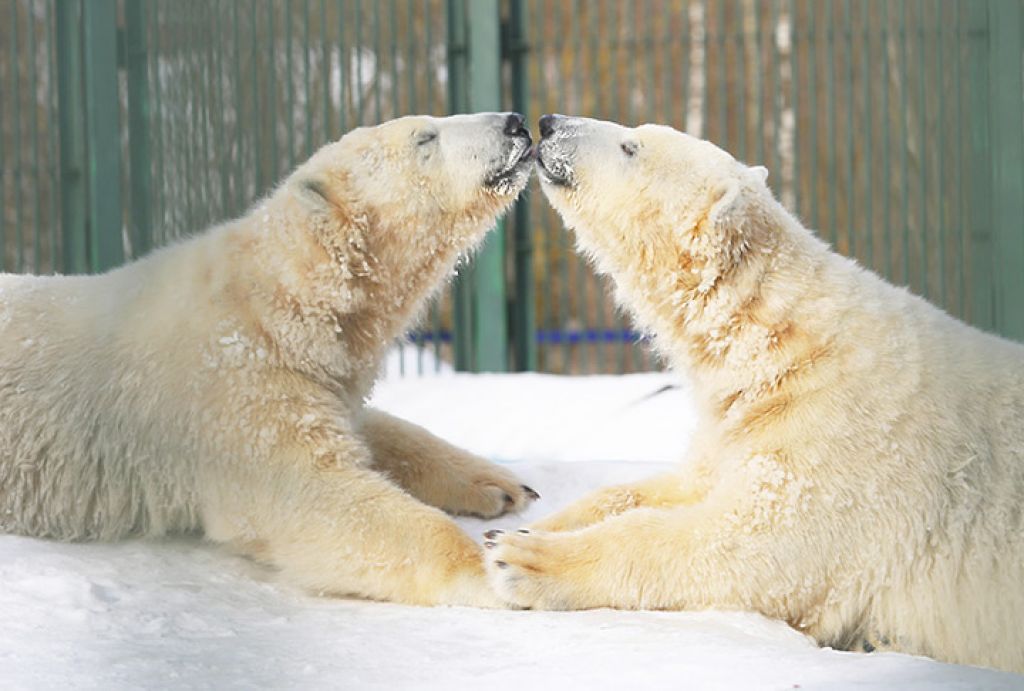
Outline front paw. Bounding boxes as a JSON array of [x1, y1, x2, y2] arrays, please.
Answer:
[[450, 468, 540, 519], [482, 528, 591, 610], [526, 511, 587, 533], [527, 487, 642, 532]]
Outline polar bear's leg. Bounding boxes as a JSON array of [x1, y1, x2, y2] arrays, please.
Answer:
[[359, 408, 537, 518], [527, 472, 702, 532], [211, 457, 502, 607], [484, 504, 807, 612]]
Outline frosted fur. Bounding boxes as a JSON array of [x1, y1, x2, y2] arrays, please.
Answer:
[[0, 113, 536, 607], [488, 116, 1024, 673]]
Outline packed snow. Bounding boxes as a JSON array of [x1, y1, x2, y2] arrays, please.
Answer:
[[2, 361, 1022, 690]]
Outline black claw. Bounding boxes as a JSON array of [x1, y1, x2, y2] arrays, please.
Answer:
[[521, 485, 541, 500], [517, 529, 530, 534], [483, 529, 504, 540], [495, 560, 509, 569], [484, 540, 497, 549]]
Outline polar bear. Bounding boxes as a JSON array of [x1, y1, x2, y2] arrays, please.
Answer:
[[485, 115, 1024, 672], [0, 112, 538, 607]]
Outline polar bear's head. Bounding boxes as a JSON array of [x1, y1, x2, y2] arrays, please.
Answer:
[[268, 113, 532, 341], [291, 113, 533, 246], [535, 115, 771, 292]]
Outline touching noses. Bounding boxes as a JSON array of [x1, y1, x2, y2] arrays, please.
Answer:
[[503, 112, 530, 140], [539, 113, 564, 139]]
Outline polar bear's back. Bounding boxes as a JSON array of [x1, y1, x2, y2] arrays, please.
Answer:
[[826, 265, 1024, 670], [0, 269, 203, 541]]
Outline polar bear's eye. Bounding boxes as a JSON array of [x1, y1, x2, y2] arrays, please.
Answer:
[[416, 131, 439, 146], [621, 142, 639, 158]]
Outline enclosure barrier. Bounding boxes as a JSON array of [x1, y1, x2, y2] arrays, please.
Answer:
[[1, 0, 1022, 374]]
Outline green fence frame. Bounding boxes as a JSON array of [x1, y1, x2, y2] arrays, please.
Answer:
[[4, 0, 1024, 371]]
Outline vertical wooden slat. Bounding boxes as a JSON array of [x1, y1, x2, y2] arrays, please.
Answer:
[[286, 0, 295, 166], [250, 2, 263, 195], [150, 0, 164, 241], [320, 0, 329, 141], [765, 0, 770, 173], [988, 0, 1024, 339], [717, 0, 727, 146], [881, 0, 892, 279], [966, 1, 993, 330], [211, 2, 229, 219], [862, 0, 873, 270], [303, 0, 313, 153], [232, 0, 245, 213], [46, 0, 61, 272], [27, 1, 41, 272], [82, 0, 123, 272], [338, 0, 349, 134], [10, 2, 24, 271], [844, 0, 854, 258], [936, 1, 945, 308], [126, 0, 153, 259], [826, 0, 837, 247], [917, 0, 927, 299], [735, 0, 746, 159], [0, 3, 8, 271], [899, 0, 910, 285], [953, 0, 964, 318], [789, 0, 799, 213], [267, 0, 279, 182]]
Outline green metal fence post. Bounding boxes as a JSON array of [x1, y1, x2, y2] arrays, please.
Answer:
[[446, 0, 475, 371], [82, 0, 123, 272], [966, 2, 994, 330], [124, 0, 153, 260], [508, 0, 536, 372], [55, 0, 88, 274], [446, 0, 509, 372], [467, 0, 508, 372], [987, 0, 1024, 340]]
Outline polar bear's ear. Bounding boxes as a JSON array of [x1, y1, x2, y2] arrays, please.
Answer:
[[748, 165, 769, 186], [294, 178, 334, 211], [708, 178, 742, 227]]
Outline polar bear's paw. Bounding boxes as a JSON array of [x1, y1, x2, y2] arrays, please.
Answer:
[[481, 528, 593, 610], [447, 466, 540, 520]]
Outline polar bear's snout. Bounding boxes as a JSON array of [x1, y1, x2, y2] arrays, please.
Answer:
[[483, 112, 534, 192], [503, 112, 530, 140], [536, 113, 580, 188]]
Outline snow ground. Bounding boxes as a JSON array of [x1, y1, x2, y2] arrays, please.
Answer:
[[2, 367, 1022, 690]]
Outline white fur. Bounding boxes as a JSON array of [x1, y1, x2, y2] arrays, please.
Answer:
[[488, 116, 1024, 673], [1, 113, 537, 606]]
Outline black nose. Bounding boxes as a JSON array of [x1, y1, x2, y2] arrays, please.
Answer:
[[503, 112, 529, 138], [539, 114, 560, 138]]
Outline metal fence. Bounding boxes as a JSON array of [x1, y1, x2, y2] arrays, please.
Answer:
[[2, 1, 1023, 374]]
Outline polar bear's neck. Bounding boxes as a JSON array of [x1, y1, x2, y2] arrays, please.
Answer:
[[234, 195, 491, 387], [619, 200, 840, 425]]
